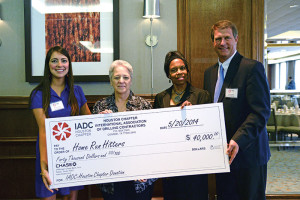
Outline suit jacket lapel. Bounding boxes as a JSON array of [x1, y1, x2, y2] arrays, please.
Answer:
[[218, 52, 243, 102], [210, 64, 219, 97]]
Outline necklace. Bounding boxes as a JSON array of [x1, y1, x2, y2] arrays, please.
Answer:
[[173, 89, 185, 103]]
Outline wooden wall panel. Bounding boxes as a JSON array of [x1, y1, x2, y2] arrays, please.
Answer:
[[0, 159, 36, 198], [177, 0, 264, 90], [251, 0, 265, 62]]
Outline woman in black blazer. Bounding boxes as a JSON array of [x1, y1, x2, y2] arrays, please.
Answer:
[[154, 51, 211, 200]]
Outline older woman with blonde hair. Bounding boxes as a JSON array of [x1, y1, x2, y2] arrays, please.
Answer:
[[93, 60, 156, 200]]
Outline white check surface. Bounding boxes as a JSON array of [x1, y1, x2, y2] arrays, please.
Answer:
[[45, 103, 229, 189]]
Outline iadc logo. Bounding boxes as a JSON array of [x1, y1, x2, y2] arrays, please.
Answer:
[[52, 122, 71, 141]]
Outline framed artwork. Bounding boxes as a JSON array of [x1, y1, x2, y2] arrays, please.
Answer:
[[24, 0, 119, 82]]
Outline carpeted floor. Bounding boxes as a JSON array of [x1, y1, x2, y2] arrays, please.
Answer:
[[266, 146, 300, 194]]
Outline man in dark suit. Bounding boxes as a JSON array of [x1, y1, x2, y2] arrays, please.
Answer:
[[204, 20, 271, 200]]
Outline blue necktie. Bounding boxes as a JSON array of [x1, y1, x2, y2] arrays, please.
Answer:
[[214, 65, 224, 103]]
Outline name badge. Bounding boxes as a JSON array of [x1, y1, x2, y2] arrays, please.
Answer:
[[50, 101, 64, 112], [225, 88, 238, 98]]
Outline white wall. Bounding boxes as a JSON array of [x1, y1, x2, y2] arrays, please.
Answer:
[[0, 0, 176, 96]]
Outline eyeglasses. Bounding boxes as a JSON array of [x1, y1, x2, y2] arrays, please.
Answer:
[[169, 66, 187, 74]]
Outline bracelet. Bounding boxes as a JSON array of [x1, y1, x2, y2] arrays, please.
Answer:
[[40, 172, 45, 176]]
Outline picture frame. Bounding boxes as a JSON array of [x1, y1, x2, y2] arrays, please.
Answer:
[[24, 0, 119, 82]]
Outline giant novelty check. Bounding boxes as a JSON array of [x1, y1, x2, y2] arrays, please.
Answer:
[[45, 103, 229, 189]]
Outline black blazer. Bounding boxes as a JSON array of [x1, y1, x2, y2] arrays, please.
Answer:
[[204, 52, 271, 169], [154, 83, 211, 108]]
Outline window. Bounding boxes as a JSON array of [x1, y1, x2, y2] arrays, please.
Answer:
[[275, 64, 279, 89], [295, 60, 300, 90], [279, 62, 287, 90]]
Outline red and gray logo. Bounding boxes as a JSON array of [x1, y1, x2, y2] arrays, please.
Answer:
[[52, 122, 71, 141]]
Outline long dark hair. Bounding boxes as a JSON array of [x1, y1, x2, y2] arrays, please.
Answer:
[[29, 46, 79, 117]]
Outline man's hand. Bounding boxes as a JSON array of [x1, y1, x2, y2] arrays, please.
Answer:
[[226, 139, 239, 165]]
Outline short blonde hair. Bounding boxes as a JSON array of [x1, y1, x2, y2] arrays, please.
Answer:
[[109, 60, 133, 81]]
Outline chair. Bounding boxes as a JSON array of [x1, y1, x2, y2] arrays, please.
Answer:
[[286, 101, 294, 109], [280, 114, 300, 141], [266, 108, 279, 142], [272, 100, 280, 109], [266, 109, 297, 150]]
